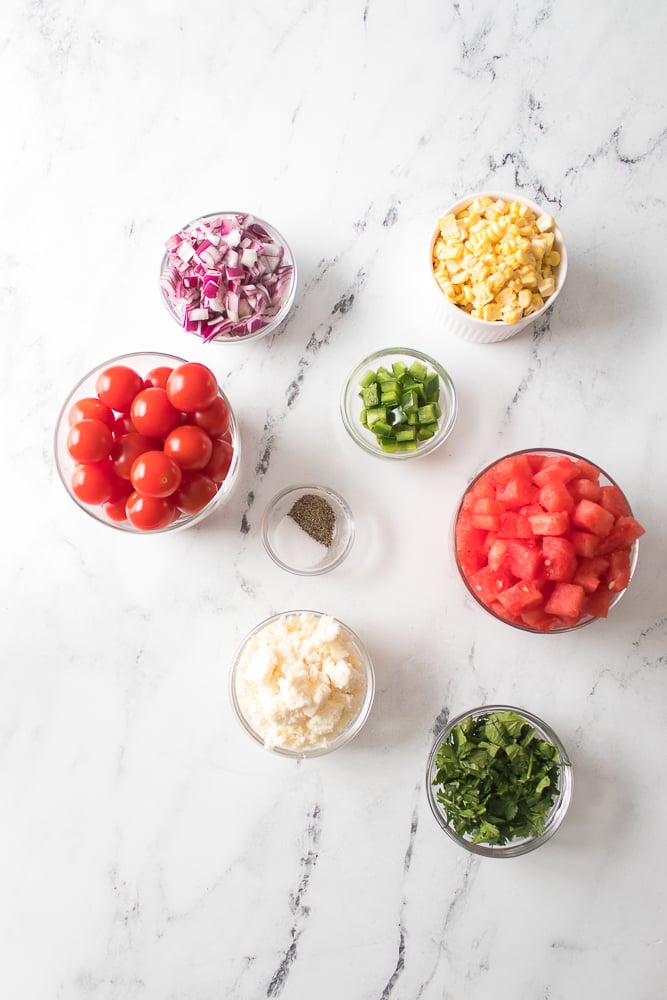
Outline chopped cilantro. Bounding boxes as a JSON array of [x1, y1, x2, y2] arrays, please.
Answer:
[[432, 710, 568, 846]]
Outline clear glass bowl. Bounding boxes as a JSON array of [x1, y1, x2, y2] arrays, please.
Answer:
[[54, 351, 241, 533], [426, 704, 573, 858], [429, 191, 568, 344], [159, 211, 297, 345], [229, 610, 375, 759], [261, 484, 355, 575], [340, 347, 457, 460], [453, 448, 641, 632]]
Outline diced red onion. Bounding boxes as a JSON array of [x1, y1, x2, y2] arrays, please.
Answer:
[[161, 212, 294, 342]]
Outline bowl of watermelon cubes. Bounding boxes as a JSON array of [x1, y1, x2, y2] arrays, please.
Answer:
[[55, 352, 241, 533], [453, 449, 645, 632], [340, 347, 457, 459]]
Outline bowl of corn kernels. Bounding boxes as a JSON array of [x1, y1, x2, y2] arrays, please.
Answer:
[[429, 191, 568, 344]]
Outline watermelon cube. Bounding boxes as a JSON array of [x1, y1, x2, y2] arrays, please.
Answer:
[[571, 458, 602, 481], [468, 565, 513, 604], [596, 515, 645, 555], [583, 587, 615, 618], [498, 511, 535, 539], [506, 540, 543, 581], [496, 581, 544, 615], [538, 480, 575, 514], [544, 582, 585, 619], [533, 457, 579, 487], [542, 536, 577, 582], [573, 555, 610, 593], [568, 478, 602, 503], [496, 477, 538, 508], [490, 453, 534, 485], [572, 499, 615, 538], [599, 485, 631, 519], [606, 548, 632, 592], [571, 530, 600, 558], [487, 539, 509, 570], [528, 511, 570, 536]]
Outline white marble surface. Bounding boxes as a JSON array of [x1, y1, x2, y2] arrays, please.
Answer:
[[2, 1, 667, 997]]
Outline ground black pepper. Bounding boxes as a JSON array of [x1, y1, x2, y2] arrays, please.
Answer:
[[288, 493, 336, 548]]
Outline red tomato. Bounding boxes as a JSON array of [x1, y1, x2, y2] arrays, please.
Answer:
[[71, 461, 117, 505], [112, 413, 136, 438], [130, 387, 182, 439], [188, 396, 229, 438], [126, 492, 177, 530], [166, 363, 218, 412], [203, 438, 234, 483], [68, 396, 115, 429], [164, 425, 213, 471], [67, 419, 113, 464], [130, 450, 182, 498], [175, 473, 218, 515], [103, 479, 133, 522], [95, 365, 144, 412], [144, 365, 174, 390], [110, 433, 157, 479]]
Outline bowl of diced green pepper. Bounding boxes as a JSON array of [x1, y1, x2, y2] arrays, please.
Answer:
[[340, 347, 457, 460]]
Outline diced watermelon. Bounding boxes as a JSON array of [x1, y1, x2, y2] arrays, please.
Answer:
[[544, 583, 585, 619], [542, 536, 577, 582], [506, 540, 542, 581], [538, 480, 575, 514], [606, 548, 631, 592], [520, 607, 559, 631], [598, 484, 631, 519], [470, 514, 501, 531], [533, 457, 579, 487], [498, 511, 535, 539], [596, 515, 645, 555], [572, 555, 610, 593], [571, 457, 601, 481], [528, 511, 570, 536], [571, 530, 600, 558], [583, 587, 615, 618], [490, 453, 534, 485], [455, 522, 486, 574], [496, 581, 544, 615], [468, 565, 514, 603], [568, 477, 602, 503], [487, 538, 509, 570], [496, 476, 538, 508], [572, 499, 615, 537]]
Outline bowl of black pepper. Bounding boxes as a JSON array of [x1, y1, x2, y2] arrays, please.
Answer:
[[261, 484, 355, 575]]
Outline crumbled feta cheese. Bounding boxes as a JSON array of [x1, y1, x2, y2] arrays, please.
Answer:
[[235, 612, 368, 751]]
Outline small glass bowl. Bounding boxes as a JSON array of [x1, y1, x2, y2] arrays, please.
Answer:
[[54, 351, 241, 533], [453, 448, 641, 632], [426, 704, 573, 858], [429, 191, 568, 344], [159, 211, 297, 345], [261, 484, 355, 575], [229, 610, 375, 759], [340, 347, 457, 460]]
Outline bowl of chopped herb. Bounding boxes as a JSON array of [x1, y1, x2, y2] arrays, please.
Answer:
[[340, 347, 457, 460], [426, 705, 573, 857], [261, 484, 355, 575]]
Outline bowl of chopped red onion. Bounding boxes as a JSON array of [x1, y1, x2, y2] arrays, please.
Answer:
[[159, 211, 297, 344]]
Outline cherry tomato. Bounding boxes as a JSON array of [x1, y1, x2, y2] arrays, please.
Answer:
[[166, 362, 218, 412], [68, 396, 115, 429], [71, 461, 117, 505], [164, 425, 213, 471], [130, 450, 182, 498], [110, 432, 158, 479], [95, 365, 143, 412], [67, 419, 113, 464], [130, 387, 182, 439], [175, 473, 218, 515], [202, 438, 234, 483], [112, 413, 136, 438], [144, 365, 174, 390], [126, 492, 177, 531], [103, 479, 133, 522], [188, 396, 229, 438]]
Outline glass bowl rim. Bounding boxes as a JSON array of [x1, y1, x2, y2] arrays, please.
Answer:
[[452, 446, 640, 633], [260, 483, 355, 576], [159, 209, 298, 345], [428, 189, 568, 328], [229, 609, 375, 758], [426, 702, 573, 858], [340, 345, 458, 461], [54, 350, 241, 534]]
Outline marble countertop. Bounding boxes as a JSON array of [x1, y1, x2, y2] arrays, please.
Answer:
[[3, 1, 667, 997]]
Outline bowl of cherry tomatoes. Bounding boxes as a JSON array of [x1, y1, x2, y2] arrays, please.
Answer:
[[55, 352, 241, 532]]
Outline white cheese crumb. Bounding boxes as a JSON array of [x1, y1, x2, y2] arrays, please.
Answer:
[[235, 612, 367, 751]]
